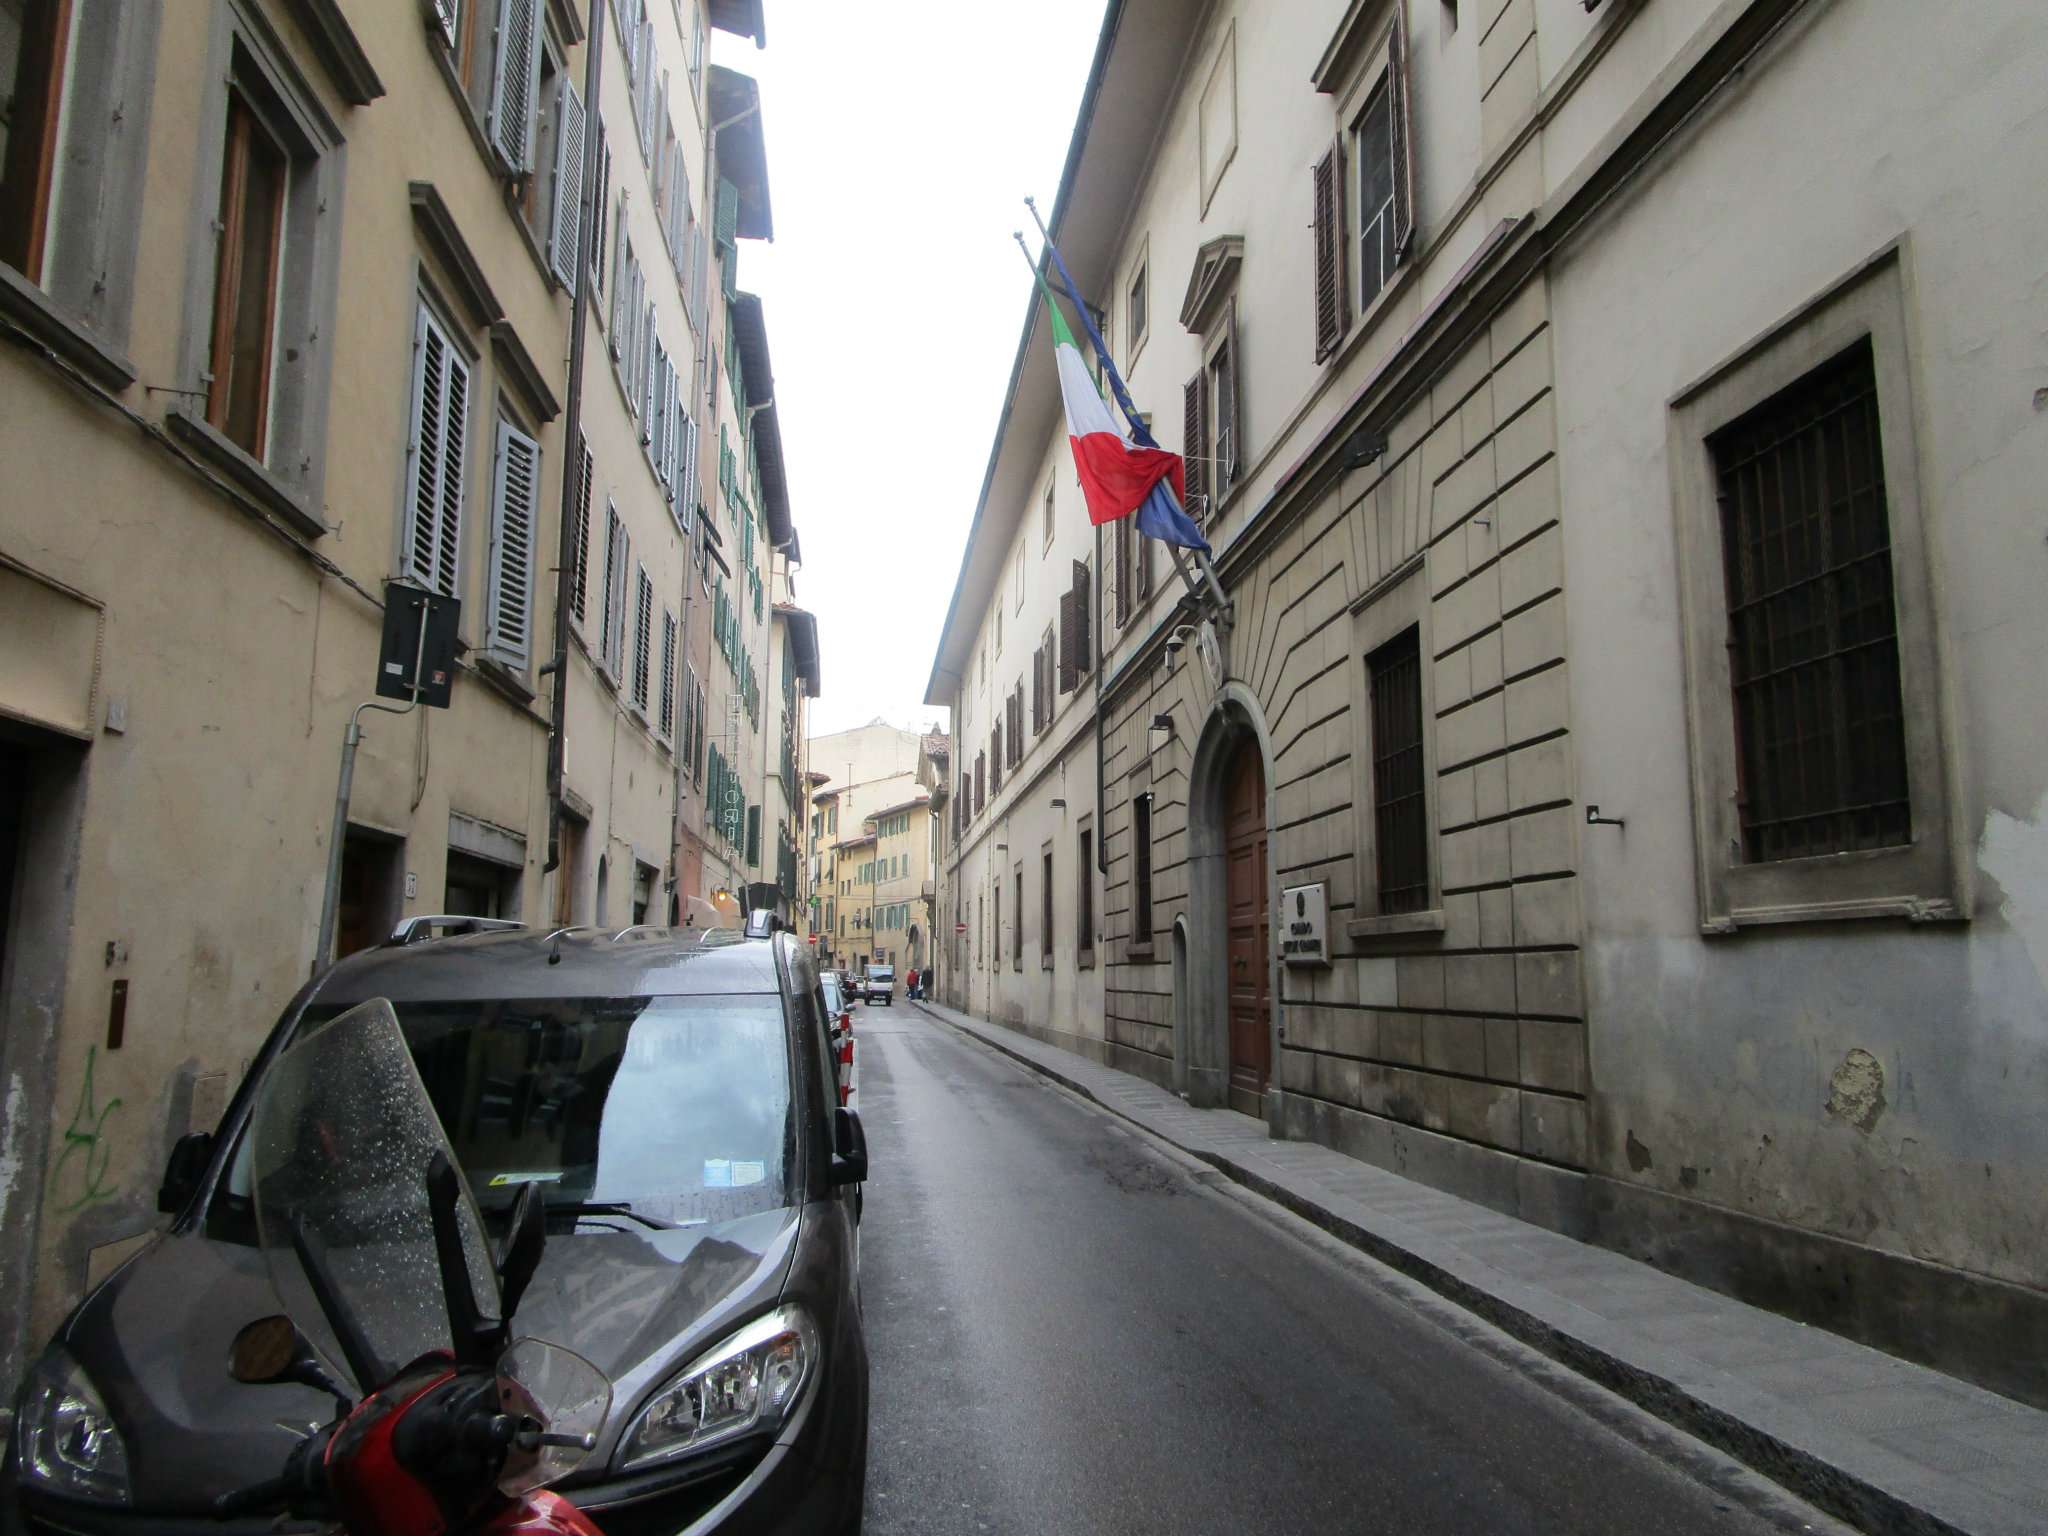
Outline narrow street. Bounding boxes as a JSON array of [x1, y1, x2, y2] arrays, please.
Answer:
[[855, 1005, 1839, 1536]]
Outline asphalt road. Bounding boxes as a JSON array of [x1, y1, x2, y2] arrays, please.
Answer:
[[853, 1003, 1845, 1536]]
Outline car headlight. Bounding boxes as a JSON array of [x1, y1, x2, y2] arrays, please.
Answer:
[[13, 1345, 131, 1504], [616, 1306, 817, 1472]]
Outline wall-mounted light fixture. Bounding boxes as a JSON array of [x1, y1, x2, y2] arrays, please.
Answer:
[[1051, 798, 1068, 810], [1148, 713, 1174, 755]]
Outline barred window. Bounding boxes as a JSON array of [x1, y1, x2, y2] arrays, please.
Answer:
[[1709, 338, 1909, 864], [1366, 626, 1428, 915]]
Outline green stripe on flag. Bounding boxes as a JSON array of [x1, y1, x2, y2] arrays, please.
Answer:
[[1032, 264, 1078, 353]]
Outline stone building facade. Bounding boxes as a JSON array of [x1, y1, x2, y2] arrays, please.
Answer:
[[0, 0, 813, 1407], [928, 0, 2048, 1401]]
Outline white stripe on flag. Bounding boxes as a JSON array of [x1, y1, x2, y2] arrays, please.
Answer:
[[1054, 339, 1126, 445]]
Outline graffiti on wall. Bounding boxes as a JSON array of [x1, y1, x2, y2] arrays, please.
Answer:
[[51, 1045, 123, 1213]]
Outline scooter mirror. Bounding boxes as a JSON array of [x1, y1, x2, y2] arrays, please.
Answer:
[[228, 1315, 304, 1384]]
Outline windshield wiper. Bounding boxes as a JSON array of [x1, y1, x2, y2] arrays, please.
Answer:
[[551, 1200, 679, 1232]]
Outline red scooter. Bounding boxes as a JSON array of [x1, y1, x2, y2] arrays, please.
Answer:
[[212, 998, 610, 1535]]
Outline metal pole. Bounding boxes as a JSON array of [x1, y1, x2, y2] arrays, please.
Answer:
[[312, 606, 431, 974], [544, 0, 604, 884]]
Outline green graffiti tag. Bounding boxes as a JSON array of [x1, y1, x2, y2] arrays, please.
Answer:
[[52, 1045, 123, 1213]]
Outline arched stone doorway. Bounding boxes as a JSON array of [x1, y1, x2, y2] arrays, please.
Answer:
[[1184, 687, 1279, 1124]]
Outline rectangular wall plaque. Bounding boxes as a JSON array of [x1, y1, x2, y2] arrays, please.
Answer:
[[1282, 882, 1330, 967]]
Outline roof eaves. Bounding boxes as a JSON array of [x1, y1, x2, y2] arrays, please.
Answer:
[[708, 67, 773, 241]]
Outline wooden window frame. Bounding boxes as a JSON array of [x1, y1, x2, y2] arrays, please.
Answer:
[[1130, 789, 1155, 955], [205, 85, 289, 458], [1668, 246, 1962, 932], [0, 0, 73, 284], [1125, 238, 1150, 371], [1075, 817, 1096, 968], [1041, 843, 1055, 968]]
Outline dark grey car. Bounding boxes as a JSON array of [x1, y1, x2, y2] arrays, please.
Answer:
[[8, 925, 869, 1536]]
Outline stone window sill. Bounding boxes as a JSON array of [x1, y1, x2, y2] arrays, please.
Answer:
[[0, 263, 136, 391], [1345, 908, 1446, 946], [165, 410, 326, 539], [1128, 941, 1156, 960], [474, 654, 536, 708], [1040, 954, 1053, 972], [1078, 947, 1096, 971]]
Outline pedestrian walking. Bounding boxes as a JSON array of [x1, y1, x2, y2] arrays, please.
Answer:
[[906, 966, 920, 1001]]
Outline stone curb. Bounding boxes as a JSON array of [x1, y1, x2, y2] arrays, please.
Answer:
[[915, 1001, 1974, 1536]]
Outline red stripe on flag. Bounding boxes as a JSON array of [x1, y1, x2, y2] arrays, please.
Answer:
[[1068, 432, 1186, 526]]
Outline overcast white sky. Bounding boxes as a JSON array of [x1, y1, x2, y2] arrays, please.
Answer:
[[714, 4, 1105, 739]]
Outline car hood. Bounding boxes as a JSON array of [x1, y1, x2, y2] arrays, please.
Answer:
[[64, 1206, 801, 1513]]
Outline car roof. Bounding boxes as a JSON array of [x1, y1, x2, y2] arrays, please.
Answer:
[[311, 926, 793, 1008]]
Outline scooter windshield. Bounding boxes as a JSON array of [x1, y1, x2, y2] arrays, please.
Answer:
[[248, 997, 500, 1393]]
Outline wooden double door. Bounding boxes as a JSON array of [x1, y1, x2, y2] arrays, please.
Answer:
[[1224, 738, 1270, 1118]]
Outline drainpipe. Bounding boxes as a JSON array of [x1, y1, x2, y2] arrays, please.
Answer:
[[543, 0, 605, 879], [1093, 521, 1107, 882]]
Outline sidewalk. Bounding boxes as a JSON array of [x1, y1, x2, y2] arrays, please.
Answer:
[[910, 999, 2047, 1536]]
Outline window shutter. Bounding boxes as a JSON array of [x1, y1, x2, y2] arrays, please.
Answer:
[[1312, 141, 1349, 360], [591, 127, 611, 291], [570, 435, 593, 626], [747, 806, 760, 867], [548, 81, 586, 286], [635, 22, 655, 153], [1031, 643, 1043, 732], [1389, 5, 1416, 262], [608, 515, 631, 678], [714, 176, 738, 250], [1183, 372, 1208, 521], [721, 235, 739, 304], [660, 608, 677, 738], [641, 303, 658, 437], [1058, 588, 1079, 694], [1226, 297, 1245, 487], [1114, 518, 1131, 628], [689, 221, 708, 329], [485, 417, 539, 669], [679, 412, 698, 527], [488, 0, 542, 174], [430, 0, 459, 47], [609, 219, 629, 352], [407, 302, 468, 598], [633, 566, 653, 709], [1074, 560, 1092, 674]]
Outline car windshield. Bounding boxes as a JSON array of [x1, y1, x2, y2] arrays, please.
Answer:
[[870, 968, 893, 980], [234, 994, 795, 1228], [821, 974, 845, 1014]]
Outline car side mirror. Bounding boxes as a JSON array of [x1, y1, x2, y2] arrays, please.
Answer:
[[157, 1131, 214, 1214], [829, 1106, 867, 1187]]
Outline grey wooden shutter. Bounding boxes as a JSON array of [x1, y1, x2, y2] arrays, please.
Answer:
[[1389, 6, 1416, 261], [548, 81, 586, 285], [591, 126, 611, 292], [488, 0, 542, 174], [1114, 518, 1131, 628], [660, 608, 677, 738], [430, 0, 459, 47], [689, 219, 708, 329], [606, 509, 630, 678], [1074, 560, 1092, 674], [1183, 373, 1207, 521], [641, 303, 658, 438], [633, 565, 653, 708], [1059, 585, 1079, 694], [570, 435, 593, 626], [609, 219, 629, 354], [1031, 643, 1043, 732], [408, 302, 469, 598], [485, 416, 540, 668], [1312, 141, 1349, 360], [679, 412, 698, 528]]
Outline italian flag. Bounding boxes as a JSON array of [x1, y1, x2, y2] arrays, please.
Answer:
[[1035, 269, 1187, 526]]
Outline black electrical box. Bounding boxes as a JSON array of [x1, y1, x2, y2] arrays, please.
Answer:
[[376, 583, 462, 709]]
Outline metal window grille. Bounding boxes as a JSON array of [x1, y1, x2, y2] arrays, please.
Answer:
[[1132, 794, 1153, 945], [1367, 626, 1429, 915], [1709, 338, 1909, 863]]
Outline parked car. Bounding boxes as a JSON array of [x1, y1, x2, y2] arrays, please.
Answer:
[[8, 923, 870, 1536], [860, 966, 894, 1006]]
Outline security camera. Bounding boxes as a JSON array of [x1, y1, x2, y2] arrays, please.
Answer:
[[1164, 633, 1186, 656]]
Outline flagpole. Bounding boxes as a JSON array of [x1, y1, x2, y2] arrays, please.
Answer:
[[1024, 199, 1233, 628]]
